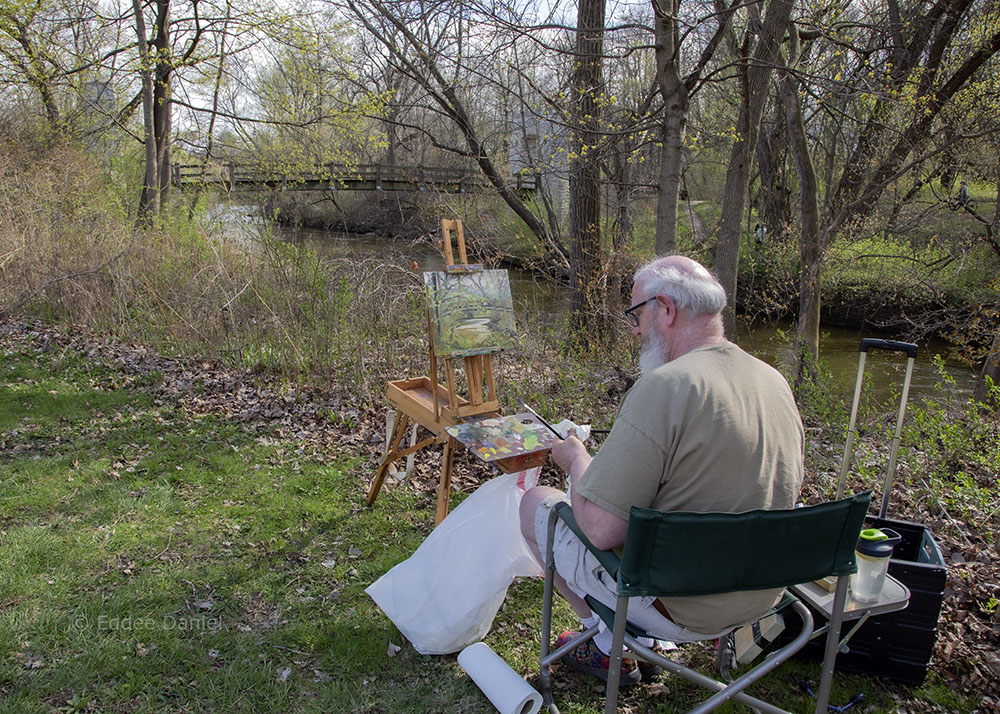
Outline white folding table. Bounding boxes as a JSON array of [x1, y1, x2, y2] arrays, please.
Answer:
[[791, 574, 910, 714]]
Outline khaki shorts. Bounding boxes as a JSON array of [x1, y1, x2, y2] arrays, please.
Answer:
[[533, 493, 726, 643]]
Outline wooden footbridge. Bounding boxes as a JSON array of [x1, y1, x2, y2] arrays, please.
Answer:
[[171, 162, 538, 194]]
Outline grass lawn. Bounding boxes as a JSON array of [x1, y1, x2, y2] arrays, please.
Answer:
[[0, 329, 978, 713]]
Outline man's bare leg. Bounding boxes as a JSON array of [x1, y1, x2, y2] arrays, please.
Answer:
[[519, 485, 594, 620]]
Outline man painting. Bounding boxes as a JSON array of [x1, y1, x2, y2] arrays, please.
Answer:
[[518, 255, 805, 686]]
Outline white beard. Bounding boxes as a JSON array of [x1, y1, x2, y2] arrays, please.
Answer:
[[639, 328, 667, 375]]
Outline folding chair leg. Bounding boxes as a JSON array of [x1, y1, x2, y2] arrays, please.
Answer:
[[684, 605, 811, 714], [620, 601, 814, 714], [539, 507, 607, 713], [814, 576, 850, 714], [539, 510, 560, 713], [541, 625, 600, 714], [604, 597, 630, 714]]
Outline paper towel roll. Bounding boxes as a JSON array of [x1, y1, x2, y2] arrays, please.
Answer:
[[458, 642, 542, 714]]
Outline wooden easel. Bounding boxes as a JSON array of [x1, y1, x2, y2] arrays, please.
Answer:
[[367, 219, 542, 524], [429, 219, 497, 422]]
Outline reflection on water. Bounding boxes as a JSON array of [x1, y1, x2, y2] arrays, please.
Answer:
[[285, 227, 977, 405], [734, 321, 975, 404], [284, 226, 568, 319]]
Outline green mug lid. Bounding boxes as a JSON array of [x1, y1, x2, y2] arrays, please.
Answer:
[[859, 528, 888, 541], [856, 527, 901, 557]]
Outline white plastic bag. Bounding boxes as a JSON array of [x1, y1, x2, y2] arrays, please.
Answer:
[[365, 470, 542, 655]]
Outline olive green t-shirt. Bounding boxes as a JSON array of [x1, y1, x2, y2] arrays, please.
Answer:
[[576, 341, 804, 633]]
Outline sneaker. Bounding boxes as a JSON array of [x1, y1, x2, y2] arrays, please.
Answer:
[[635, 641, 671, 681], [555, 631, 641, 687]]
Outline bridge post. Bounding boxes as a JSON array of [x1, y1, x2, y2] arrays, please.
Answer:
[[376, 164, 382, 191]]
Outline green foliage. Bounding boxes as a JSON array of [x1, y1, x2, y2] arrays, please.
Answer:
[[902, 357, 1000, 520], [785, 347, 850, 432], [737, 230, 800, 319], [244, 9, 389, 178]]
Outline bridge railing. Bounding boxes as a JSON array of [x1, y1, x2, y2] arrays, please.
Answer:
[[172, 162, 539, 193], [172, 163, 233, 184]]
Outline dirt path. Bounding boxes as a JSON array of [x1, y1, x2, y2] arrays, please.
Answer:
[[685, 200, 707, 244]]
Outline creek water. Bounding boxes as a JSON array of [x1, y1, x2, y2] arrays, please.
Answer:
[[284, 227, 978, 405]]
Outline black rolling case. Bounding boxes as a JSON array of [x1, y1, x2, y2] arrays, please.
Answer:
[[803, 339, 946, 685]]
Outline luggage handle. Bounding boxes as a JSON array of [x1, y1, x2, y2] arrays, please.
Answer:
[[838, 339, 918, 519], [859, 338, 918, 359]]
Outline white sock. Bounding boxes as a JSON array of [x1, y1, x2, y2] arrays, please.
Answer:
[[580, 616, 658, 655], [596, 631, 654, 655], [577, 615, 614, 655], [592, 623, 614, 655]]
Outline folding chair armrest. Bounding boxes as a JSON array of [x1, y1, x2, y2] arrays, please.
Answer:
[[552, 501, 622, 578]]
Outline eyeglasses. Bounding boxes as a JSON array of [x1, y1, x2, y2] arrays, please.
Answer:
[[623, 296, 656, 327]]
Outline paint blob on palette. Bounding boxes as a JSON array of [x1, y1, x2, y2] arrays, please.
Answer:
[[445, 413, 558, 462]]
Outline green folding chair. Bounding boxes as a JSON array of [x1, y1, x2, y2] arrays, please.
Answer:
[[539, 492, 871, 714]]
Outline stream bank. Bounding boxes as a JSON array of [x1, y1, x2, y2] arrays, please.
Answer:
[[280, 224, 979, 405], [264, 190, 996, 374]]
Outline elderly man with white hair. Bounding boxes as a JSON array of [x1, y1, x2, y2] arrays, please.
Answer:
[[518, 254, 805, 686]]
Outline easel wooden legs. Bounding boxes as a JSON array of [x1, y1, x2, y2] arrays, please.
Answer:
[[367, 410, 456, 526], [436, 437, 457, 525], [368, 411, 410, 505]]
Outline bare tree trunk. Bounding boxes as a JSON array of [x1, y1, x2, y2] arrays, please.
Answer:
[[7, 16, 63, 132], [204, 0, 231, 163], [605, 147, 634, 310], [974, 333, 1000, 409], [653, 0, 687, 255], [134, 0, 159, 224], [779, 28, 821, 384], [713, 0, 793, 336], [568, 0, 605, 334], [152, 0, 172, 205], [612, 156, 634, 252], [755, 102, 791, 234]]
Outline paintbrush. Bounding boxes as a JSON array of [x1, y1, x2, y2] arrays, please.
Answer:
[[518, 401, 564, 439]]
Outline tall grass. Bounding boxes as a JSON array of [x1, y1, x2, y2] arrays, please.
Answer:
[[1, 131, 432, 398], [0, 130, 638, 418]]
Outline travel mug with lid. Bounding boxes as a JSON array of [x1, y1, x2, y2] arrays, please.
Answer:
[[850, 527, 902, 604]]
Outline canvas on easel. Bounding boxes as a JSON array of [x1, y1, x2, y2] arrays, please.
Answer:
[[367, 219, 546, 525], [424, 270, 516, 357]]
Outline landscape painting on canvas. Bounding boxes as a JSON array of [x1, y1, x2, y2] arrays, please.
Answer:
[[424, 270, 517, 357]]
